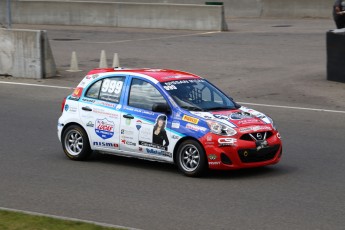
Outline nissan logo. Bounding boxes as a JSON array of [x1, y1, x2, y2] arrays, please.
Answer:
[[256, 133, 262, 140]]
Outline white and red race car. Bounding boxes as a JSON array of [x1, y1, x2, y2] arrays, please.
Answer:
[[58, 68, 282, 177]]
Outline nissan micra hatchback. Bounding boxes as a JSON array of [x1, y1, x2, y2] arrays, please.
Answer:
[[58, 68, 282, 177]]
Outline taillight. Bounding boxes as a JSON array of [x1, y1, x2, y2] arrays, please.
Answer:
[[61, 97, 67, 113]]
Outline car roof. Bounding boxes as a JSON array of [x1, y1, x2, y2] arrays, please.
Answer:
[[87, 68, 202, 83]]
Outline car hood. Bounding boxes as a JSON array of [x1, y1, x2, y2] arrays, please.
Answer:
[[190, 106, 272, 128]]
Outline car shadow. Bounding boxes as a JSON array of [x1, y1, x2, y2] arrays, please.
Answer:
[[205, 164, 294, 180], [86, 152, 294, 179], [88, 152, 178, 174]]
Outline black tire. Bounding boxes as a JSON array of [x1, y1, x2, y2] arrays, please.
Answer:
[[62, 125, 92, 160], [176, 140, 207, 177]]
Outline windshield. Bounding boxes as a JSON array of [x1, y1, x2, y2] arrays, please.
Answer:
[[161, 79, 237, 111]]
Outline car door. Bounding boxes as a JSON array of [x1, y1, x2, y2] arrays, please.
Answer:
[[79, 76, 125, 152], [119, 77, 173, 160]]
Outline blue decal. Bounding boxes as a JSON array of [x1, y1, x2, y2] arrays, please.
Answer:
[[95, 118, 115, 139], [64, 104, 69, 111], [136, 120, 142, 130]]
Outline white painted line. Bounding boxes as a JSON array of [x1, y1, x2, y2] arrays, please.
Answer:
[[0, 81, 73, 90], [55, 31, 221, 44], [238, 102, 345, 114], [1, 80, 344, 114], [0, 207, 141, 230]]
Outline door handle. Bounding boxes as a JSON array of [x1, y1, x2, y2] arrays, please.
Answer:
[[82, 106, 92, 111], [123, 114, 134, 119]]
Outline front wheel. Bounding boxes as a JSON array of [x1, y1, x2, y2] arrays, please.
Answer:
[[176, 140, 207, 177], [62, 125, 92, 160]]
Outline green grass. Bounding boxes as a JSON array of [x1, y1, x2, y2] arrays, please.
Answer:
[[0, 210, 123, 230]]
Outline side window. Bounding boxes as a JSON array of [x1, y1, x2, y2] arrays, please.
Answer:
[[85, 81, 101, 99], [85, 77, 125, 104], [128, 78, 166, 111]]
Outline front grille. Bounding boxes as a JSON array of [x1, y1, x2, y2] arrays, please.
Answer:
[[238, 145, 280, 163], [240, 131, 273, 141]]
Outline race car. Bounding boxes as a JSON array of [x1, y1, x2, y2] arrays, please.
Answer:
[[58, 68, 282, 177]]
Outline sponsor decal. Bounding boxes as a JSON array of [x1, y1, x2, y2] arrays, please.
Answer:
[[164, 85, 178, 91], [86, 121, 94, 127], [72, 87, 83, 98], [208, 161, 221, 166], [208, 154, 217, 160], [86, 74, 99, 79], [145, 148, 172, 157], [238, 119, 259, 125], [172, 121, 180, 129], [204, 135, 214, 145], [95, 101, 116, 108], [93, 142, 118, 148], [229, 112, 252, 120], [136, 120, 142, 130], [95, 118, 114, 139], [186, 123, 207, 132], [65, 104, 77, 113], [120, 135, 134, 141], [121, 139, 137, 146], [218, 138, 237, 147], [182, 115, 199, 124], [213, 114, 228, 120], [93, 108, 119, 118], [82, 98, 95, 103], [116, 104, 122, 110], [139, 141, 167, 151], [139, 147, 143, 151], [172, 135, 180, 140], [121, 129, 134, 136], [125, 107, 154, 116], [239, 126, 272, 133], [190, 112, 213, 119]]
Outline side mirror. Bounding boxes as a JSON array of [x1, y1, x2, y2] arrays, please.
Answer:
[[152, 103, 171, 114]]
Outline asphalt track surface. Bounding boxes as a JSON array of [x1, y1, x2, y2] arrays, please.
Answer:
[[1, 19, 345, 230]]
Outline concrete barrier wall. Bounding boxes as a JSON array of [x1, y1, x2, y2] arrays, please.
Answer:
[[0, 29, 56, 78], [13, 1, 227, 31], [36, 0, 333, 18]]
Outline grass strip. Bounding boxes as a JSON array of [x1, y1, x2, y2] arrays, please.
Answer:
[[0, 210, 123, 230]]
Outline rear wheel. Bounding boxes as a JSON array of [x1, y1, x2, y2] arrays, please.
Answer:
[[176, 140, 207, 177], [62, 125, 91, 160]]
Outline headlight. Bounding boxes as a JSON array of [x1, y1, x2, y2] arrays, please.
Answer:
[[207, 121, 237, 136], [267, 116, 277, 130]]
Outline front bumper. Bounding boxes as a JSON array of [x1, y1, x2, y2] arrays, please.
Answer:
[[201, 132, 282, 170]]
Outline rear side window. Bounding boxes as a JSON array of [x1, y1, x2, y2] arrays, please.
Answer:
[[128, 78, 166, 111], [85, 77, 125, 104]]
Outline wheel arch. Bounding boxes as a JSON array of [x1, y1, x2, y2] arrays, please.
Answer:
[[173, 136, 206, 165], [61, 122, 90, 143]]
